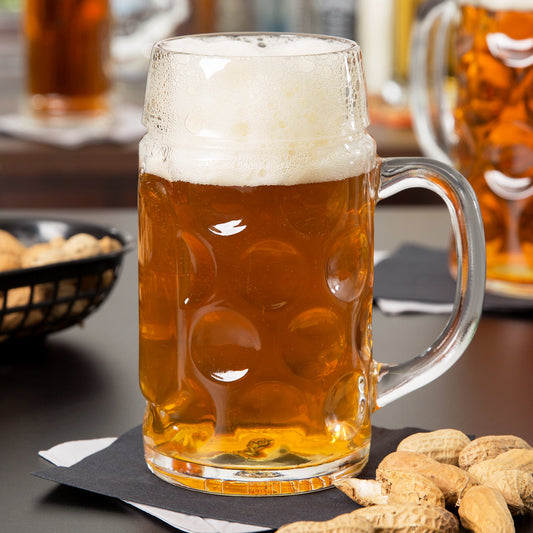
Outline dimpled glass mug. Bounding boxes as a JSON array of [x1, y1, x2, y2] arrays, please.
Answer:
[[138, 33, 485, 496], [411, 0, 533, 297]]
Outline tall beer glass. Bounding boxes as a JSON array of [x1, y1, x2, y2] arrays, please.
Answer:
[[411, 0, 533, 298], [23, 0, 111, 123], [139, 33, 485, 496]]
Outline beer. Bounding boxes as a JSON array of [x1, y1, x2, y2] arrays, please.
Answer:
[[138, 172, 377, 494], [451, 1, 533, 295], [23, 0, 111, 121]]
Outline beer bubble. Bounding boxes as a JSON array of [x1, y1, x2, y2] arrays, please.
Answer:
[[176, 231, 216, 307], [325, 373, 366, 441], [190, 309, 261, 383], [237, 239, 306, 310], [326, 228, 370, 302], [281, 308, 345, 379]]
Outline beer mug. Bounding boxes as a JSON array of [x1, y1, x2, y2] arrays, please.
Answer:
[[22, 0, 189, 125], [411, 0, 533, 297], [138, 33, 485, 496], [23, 0, 112, 124]]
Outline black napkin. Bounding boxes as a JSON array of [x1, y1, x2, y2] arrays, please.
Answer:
[[34, 425, 426, 530], [374, 244, 533, 314]]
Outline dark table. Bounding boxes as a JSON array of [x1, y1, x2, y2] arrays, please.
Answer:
[[1, 206, 532, 532]]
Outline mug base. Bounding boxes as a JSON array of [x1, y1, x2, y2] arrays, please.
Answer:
[[144, 442, 370, 496]]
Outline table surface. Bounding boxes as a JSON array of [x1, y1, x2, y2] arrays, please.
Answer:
[[1, 206, 532, 533]]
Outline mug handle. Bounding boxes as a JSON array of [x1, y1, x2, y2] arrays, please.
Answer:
[[374, 157, 485, 408], [410, 0, 457, 162]]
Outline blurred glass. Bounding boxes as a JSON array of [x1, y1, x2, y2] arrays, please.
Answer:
[[23, 0, 112, 125], [411, 0, 533, 298], [20, 0, 191, 126], [358, 0, 423, 128], [112, 0, 190, 79]]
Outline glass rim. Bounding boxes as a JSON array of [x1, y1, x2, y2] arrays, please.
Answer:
[[153, 32, 360, 59]]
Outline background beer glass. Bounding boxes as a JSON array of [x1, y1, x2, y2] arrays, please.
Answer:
[[138, 33, 485, 496], [411, 0, 533, 297], [23, 0, 112, 124]]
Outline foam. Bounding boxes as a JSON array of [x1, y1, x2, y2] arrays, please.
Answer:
[[459, 0, 533, 10], [140, 34, 376, 186], [160, 34, 354, 57]]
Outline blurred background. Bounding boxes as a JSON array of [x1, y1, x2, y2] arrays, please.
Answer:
[[0, 0, 428, 208]]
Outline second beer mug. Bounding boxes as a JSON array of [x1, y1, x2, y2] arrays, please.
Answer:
[[23, 0, 112, 124], [411, 0, 533, 298], [139, 33, 485, 495]]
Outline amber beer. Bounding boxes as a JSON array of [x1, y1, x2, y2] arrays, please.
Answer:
[[23, 0, 111, 121], [138, 171, 377, 494], [450, 1, 533, 295]]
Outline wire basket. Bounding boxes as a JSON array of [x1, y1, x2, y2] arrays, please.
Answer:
[[0, 217, 133, 342]]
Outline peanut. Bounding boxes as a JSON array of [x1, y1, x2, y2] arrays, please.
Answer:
[[468, 449, 533, 485], [2, 229, 122, 270], [0, 286, 44, 331], [352, 503, 459, 532], [337, 472, 445, 509], [458, 435, 532, 470], [22, 244, 67, 268], [397, 429, 471, 466], [484, 469, 533, 515], [380, 470, 445, 508], [336, 478, 388, 506], [0, 229, 26, 256], [0, 252, 21, 272], [277, 513, 374, 533], [377, 451, 474, 507], [62, 233, 102, 260], [458, 485, 514, 532], [99, 236, 122, 254], [47, 280, 90, 319]]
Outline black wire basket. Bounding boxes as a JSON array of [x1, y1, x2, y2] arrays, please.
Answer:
[[0, 217, 133, 342]]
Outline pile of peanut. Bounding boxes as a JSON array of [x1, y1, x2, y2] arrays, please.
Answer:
[[0, 228, 122, 334], [279, 429, 533, 533]]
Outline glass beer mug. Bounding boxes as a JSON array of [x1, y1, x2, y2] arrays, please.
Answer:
[[23, 0, 112, 124], [138, 33, 485, 496], [22, 0, 189, 125], [411, 0, 533, 297]]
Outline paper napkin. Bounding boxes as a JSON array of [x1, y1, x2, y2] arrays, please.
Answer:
[[35, 425, 426, 532]]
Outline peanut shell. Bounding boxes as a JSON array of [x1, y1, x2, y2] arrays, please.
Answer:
[[353, 503, 459, 533], [458, 485, 514, 533], [458, 435, 532, 470], [377, 451, 473, 507], [397, 429, 471, 465], [277, 512, 374, 533]]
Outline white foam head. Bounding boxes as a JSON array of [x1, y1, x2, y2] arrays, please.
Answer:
[[459, 0, 533, 9], [140, 33, 376, 186]]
